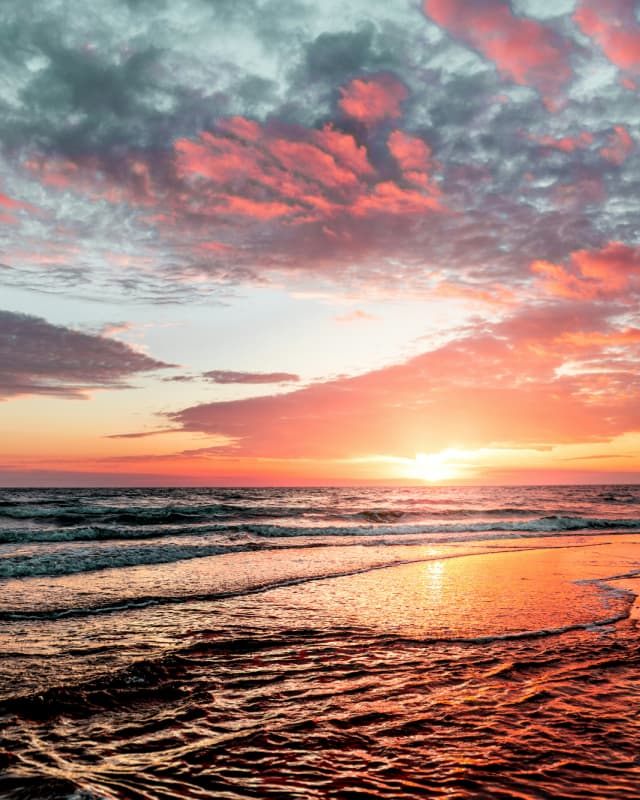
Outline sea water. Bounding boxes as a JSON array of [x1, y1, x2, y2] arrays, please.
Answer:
[[1, 485, 640, 798]]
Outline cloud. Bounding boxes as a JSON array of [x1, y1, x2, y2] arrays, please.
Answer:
[[531, 242, 640, 300], [0, 0, 635, 307], [527, 131, 593, 152], [574, 0, 640, 73], [600, 125, 634, 165], [387, 129, 440, 190], [99, 321, 135, 337], [171, 115, 443, 228], [338, 74, 408, 126], [169, 296, 640, 459], [423, 0, 573, 103], [0, 192, 23, 210], [305, 25, 377, 80], [0, 310, 170, 399], [202, 370, 300, 384], [105, 428, 178, 439]]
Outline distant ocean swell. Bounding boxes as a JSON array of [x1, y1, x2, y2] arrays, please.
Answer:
[[2, 513, 640, 545], [1, 494, 638, 526]]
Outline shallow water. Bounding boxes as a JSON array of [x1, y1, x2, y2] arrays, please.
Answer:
[[1, 486, 640, 798]]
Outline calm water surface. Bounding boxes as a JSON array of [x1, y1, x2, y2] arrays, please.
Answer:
[[1, 485, 640, 798]]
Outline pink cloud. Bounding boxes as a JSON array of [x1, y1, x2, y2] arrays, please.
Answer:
[[532, 243, 640, 300], [600, 125, 634, 165], [423, 0, 572, 103], [551, 173, 606, 210], [312, 125, 374, 176], [528, 132, 594, 152], [25, 154, 157, 206], [574, 0, 640, 73], [21, 114, 444, 286], [387, 130, 440, 190], [338, 75, 409, 126], [174, 132, 260, 185], [173, 117, 443, 228], [216, 115, 262, 141], [208, 194, 297, 221], [352, 181, 442, 216], [170, 306, 640, 459], [267, 139, 359, 189], [198, 240, 234, 252], [0, 192, 21, 210]]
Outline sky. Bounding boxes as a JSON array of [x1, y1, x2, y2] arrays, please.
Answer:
[[1, 0, 640, 486]]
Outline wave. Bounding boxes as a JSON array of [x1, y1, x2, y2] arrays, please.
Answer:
[[0, 522, 236, 544], [598, 491, 640, 505], [243, 516, 640, 537], [0, 502, 314, 526], [343, 507, 546, 522], [1, 516, 640, 582], [0, 541, 237, 579], [2, 543, 637, 622], [3, 514, 640, 546]]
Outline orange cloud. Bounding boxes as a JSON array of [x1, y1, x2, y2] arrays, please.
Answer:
[[574, 0, 640, 73], [557, 328, 640, 348], [170, 308, 640, 460], [338, 75, 409, 126], [532, 243, 640, 300], [600, 125, 634, 165], [424, 0, 572, 103]]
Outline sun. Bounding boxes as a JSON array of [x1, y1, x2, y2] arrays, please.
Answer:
[[408, 452, 459, 483]]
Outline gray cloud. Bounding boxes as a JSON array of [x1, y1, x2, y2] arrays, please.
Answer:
[[202, 370, 300, 384], [0, 0, 637, 303], [0, 309, 171, 398]]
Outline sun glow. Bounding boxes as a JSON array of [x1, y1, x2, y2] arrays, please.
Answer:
[[408, 452, 461, 483]]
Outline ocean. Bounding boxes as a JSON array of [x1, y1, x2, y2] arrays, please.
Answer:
[[1, 485, 640, 799]]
